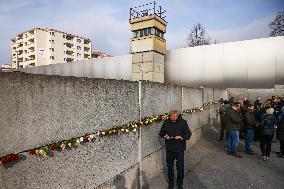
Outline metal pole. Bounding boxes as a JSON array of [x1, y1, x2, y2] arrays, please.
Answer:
[[138, 80, 143, 189], [181, 86, 184, 112]]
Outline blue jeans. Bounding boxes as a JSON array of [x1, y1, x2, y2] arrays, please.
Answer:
[[227, 130, 239, 153], [245, 129, 254, 152], [166, 150, 184, 187]]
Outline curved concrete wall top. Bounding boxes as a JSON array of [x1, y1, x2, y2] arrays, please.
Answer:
[[18, 37, 284, 88], [165, 36, 284, 88], [18, 54, 133, 81]]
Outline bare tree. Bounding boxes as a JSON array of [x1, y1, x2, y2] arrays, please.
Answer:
[[186, 23, 211, 47], [269, 11, 284, 37]]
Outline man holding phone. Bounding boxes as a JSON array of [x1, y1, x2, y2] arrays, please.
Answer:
[[159, 110, 192, 189]]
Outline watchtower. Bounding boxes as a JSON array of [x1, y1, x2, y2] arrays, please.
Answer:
[[129, 2, 167, 82]]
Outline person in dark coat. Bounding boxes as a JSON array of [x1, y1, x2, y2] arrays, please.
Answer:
[[225, 102, 243, 158], [159, 110, 192, 189], [229, 97, 235, 106], [276, 110, 284, 158], [219, 100, 230, 141], [243, 96, 251, 108], [260, 108, 278, 161], [240, 101, 248, 139], [254, 96, 261, 108], [244, 104, 257, 154], [255, 102, 271, 141]]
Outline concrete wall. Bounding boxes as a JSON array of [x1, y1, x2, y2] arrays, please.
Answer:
[[19, 54, 132, 81], [165, 36, 284, 88], [227, 87, 284, 102], [0, 72, 227, 189]]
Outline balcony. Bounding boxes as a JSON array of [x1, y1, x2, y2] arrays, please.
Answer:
[[84, 46, 90, 51], [84, 39, 91, 44], [64, 41, 74, 48], [26, 33, 34, 40], [66, 49, 74, 55], [29, 61, 35, 67], [84, 53, 90, 59], [17, 35, 23, 40], [17, 50, 23, 56], [27, 43, 35, 49], [28, 38, 35, 43], [29, 54, 35, 59], [66, 58, 74, 62], [28, 56, 35, 65], [17, 43, 23, 48], [84, 43, 91, 48], [66, 35, 74, 41]]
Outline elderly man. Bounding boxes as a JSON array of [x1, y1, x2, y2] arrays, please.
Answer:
[[159, 110, 192, 189]]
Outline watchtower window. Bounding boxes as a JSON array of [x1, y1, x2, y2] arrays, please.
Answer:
[[143, 28, 148, 36], [150, 28, 155, 35], [132, 27, 164, 39]]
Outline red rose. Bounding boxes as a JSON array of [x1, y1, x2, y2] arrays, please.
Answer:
[[50, 146, 56, 151], [84, 136, 90, 142], [12, 154, 20, 161], [1, 154, 20, 164], [136, 121, 143, 126], [28, 149, 37, 155]]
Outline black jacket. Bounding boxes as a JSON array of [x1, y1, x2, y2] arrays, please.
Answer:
[[245, 111, 257, 129], [225, 108, 242, 131], [261, 114, 277, 135], [276, 115, 284, 140], [159, 116, 192, 152]]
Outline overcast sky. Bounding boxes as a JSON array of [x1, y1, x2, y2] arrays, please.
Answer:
[[0, 0, 283, 66]]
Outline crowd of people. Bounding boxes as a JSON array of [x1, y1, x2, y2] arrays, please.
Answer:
[[158, 96, 284, 189], [219, 96, 284, 161]]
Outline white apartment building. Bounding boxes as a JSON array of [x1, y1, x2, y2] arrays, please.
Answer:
[[11, 28, 92, 69]]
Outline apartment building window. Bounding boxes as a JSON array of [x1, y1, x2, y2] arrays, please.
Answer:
[[49, 40, 55, 44], [77, 53, 81, 58], [77, 39, 81, 43], [77, 46, 81, 50], [64, 58, 67, 61], [49, 48, 55, 52], [24, 50, 27, 54], [25, 42, 27, 46], [63, 35, 66, 38], [25, 34, 28, 37], [50, 56, 55, 60], [49, 32, 55, 36]]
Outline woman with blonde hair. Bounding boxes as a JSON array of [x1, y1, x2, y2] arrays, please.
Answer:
[[260, 108, 278, 161]]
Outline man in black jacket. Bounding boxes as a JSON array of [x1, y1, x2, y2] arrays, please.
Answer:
[[159, 110, 192, 189], [276, 110, 284, 158]]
